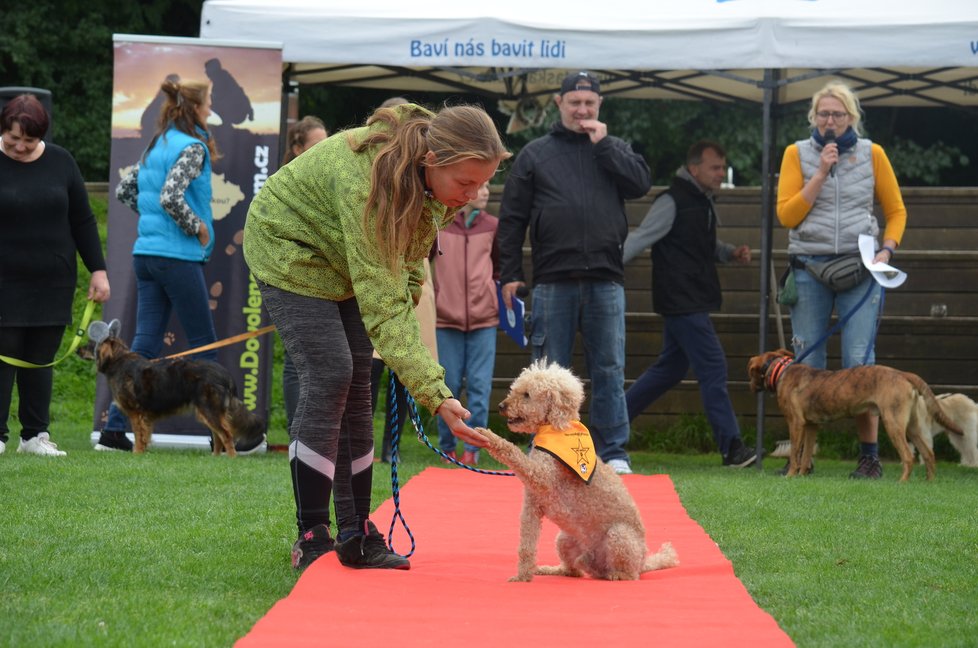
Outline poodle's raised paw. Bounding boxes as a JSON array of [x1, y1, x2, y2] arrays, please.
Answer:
[[474, 426, 501, 443]]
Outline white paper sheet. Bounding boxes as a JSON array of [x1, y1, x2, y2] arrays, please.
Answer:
[[859, 234, 907, 288]]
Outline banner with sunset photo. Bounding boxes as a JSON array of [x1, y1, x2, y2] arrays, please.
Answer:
[[92, 35, 283, 448]]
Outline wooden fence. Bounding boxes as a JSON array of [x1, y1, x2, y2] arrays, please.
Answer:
[[486, 185, 978, 434]]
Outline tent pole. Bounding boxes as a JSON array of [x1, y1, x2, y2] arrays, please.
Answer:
[[755, 68, 780, 469]]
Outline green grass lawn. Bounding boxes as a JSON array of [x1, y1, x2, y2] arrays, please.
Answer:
[[2, 200, 977, 646], [4, 427, 978, 647]]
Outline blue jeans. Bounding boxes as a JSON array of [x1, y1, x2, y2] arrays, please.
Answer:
[[790, 257, 882, 369], [530, 281, 629, 462], [625, 312, 741, 456], [103, 255, 217, 432], [435, 326, 496, 454]]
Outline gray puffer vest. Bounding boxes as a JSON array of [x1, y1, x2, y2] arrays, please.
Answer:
[[788, 137, 879, 256]]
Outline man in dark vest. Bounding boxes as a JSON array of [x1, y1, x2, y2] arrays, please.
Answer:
[[622, 140, 756, 467]]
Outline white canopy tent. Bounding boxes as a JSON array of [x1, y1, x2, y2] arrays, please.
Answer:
[[200, 0, 978, 459], [200, 0, 978, 107]]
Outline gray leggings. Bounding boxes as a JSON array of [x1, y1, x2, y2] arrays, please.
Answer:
[[258, 280, 374, 535]]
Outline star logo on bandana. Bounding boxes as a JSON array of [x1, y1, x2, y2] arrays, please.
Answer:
[[573, 438, 591, 468]]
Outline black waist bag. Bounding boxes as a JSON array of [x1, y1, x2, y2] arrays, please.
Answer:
[[805, 254, 867, 292]]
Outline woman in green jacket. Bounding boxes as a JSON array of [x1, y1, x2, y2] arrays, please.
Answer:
[[244, 103, 509, 571]]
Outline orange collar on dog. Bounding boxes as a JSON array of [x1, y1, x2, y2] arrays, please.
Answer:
[[533, 421, 596, 484], [764, 356, 793, 392]]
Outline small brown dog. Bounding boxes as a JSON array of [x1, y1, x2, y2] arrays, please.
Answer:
[[476, 360, 678, 581], [748, 349, 963, 481], [91, 321, 265, 455]]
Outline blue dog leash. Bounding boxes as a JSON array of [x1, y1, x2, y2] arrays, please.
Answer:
[[385, 372, 513, 558], [793, 279, 884, 366]]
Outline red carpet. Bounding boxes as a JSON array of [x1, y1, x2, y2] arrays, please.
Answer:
[[237, 469, 793, 647]]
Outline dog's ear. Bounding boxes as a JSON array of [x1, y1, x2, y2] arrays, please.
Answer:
[[747, 356, 758, 377], [747, 356, 767, 392], [87, 321, 110, 346], [548, 371, 585, 430], [775, 348, 794, 358], [108, 319, 121, 339]]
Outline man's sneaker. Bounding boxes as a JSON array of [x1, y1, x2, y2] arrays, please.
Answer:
[[17, 432, 67, 457], [722, 439, 757, 467], [95, 430, 133, 452], [335, 520, 410, 570], [849, 455, 883, 479], [606, 458, 633, 475], [0, 438, 6, 455], [460, 449, 479, 465], [292, 524, 335, 571]]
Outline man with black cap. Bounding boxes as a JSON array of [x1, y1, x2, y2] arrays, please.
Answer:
[[498, 71, 652, 475]]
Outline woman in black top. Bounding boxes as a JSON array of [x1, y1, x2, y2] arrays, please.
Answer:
[[0, 93, 110, 456]]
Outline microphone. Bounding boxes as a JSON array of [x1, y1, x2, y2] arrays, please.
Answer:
[[824, 128, 836, 177], [515, 285, 529, 298]]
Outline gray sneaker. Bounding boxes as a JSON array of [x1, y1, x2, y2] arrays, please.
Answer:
[[335, 520, 410, 570], [606, 458, 633, 475]]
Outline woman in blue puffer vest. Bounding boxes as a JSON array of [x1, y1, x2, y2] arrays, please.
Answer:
[[95, 79, 221, 452]]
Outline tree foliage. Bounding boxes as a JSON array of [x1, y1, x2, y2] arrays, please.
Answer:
[[0, 1, 200, 179], [2, 2, 974, 185]]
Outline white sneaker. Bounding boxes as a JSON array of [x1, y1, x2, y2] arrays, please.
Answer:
[[0, 438, 6, 454], [17, 432, 67, 457], [606, 458, 633, 475]]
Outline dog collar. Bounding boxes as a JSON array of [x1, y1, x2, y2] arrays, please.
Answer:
[[763, 357, 793, 392], [532, 421, 596, 483]]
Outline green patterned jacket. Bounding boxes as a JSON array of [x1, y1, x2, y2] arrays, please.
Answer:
[[244, 105, 453, 411]]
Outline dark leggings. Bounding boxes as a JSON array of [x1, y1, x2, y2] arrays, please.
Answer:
[[0, 325, 64, 441], [258, 281, 373, 535]]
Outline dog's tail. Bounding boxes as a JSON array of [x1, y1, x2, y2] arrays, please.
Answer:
[[642, 542, 679, 573], [906, 372, 964, 436], [227, 397, 266, 446]]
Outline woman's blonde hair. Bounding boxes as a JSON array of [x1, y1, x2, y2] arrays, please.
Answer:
[[807, 81, 864, 136], [282, 115, 327, 164], [351, 104, 510, 271], [145, 79, 220, 160]]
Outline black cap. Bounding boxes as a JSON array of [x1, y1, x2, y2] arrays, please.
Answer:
[[560, 71, 600, 96]]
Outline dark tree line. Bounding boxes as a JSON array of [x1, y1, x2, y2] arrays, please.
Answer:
[[1, 1, 201, 179], [3, 2, 973, 185]]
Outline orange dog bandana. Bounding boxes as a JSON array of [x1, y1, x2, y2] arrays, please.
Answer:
[[533, 421, 597, 483]]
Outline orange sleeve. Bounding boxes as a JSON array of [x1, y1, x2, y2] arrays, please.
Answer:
[[872, 144, 907, 245], [775, 144, 811, 228]]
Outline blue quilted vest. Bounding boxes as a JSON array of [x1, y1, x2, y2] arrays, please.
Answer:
[[133, 126, 214, 262]]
